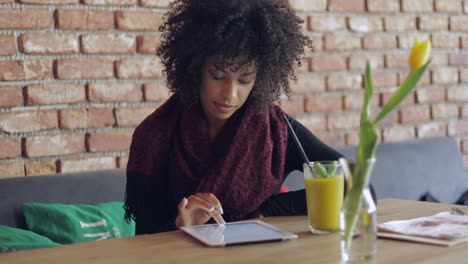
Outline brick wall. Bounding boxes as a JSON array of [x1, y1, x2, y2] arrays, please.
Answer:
[[0, 0, 467, 178]]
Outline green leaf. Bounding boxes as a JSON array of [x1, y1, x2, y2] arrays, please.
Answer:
[[328, 161, 339, 176], [313, 162, 329, 178], [374, 60, 431, 124]]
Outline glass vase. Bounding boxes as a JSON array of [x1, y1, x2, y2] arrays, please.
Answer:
[[340, 182, 377, 262]]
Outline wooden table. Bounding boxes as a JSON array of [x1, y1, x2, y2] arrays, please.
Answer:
[[2, 199, 467, 264]]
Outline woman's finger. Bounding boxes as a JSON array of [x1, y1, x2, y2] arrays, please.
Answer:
[[211, 210, 226, 225], [186, 195, 215, 212], [194, 193, 224, 214]]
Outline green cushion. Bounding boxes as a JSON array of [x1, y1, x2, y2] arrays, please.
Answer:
[[0, 225, 60, 253], [23, 202, 135, 244]]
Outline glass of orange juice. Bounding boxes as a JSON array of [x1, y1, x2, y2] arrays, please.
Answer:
[[304, 161, 345, 234]]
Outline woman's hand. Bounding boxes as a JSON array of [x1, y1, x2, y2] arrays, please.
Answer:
[[175, 193, 225, 228]]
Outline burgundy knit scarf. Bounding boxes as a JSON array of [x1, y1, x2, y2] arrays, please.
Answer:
[[126, 94, 288, 220]]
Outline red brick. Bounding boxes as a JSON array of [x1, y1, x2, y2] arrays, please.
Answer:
[[344, 92, 380, 110], [348, 16, 383, 32], [118, 156, 129, 168], [0, 86, 23, 107], [449, 53, 468, 66], [0, 35, 16, 55], [144, 82, 171, 101], [435, 0, 463, 13], [56, 10, 114, 30], [402, 0, 434, 12], [0, 9, 52, 29], [116, 11, 163, 31], [429, 52, 449, 67], [431, 104, 459, 119], [25, 84, 86, 105], [348, 54, 384, 70], [290, 75, 326, 94], [308, 15, 345, 32], [0, 110, 57, 133], [327, 112, 360, 130], [296, 115, 327, 132], [25, 160, 56, 176], [345, 133, 360, 146], [371, 71, 398, 88], [115, 106, 156, 126], [88, 82, 143, 102], [55, 58, 114, 79], [385, 53, 408, 69], [416, 87, 446, 103], [417, 122, 447, 138], [450, 15, 468, 32], [59, 157, 116, 173], [279, 97, 304, 116], [19, 0, 77, 3], [327, 73, 363, 91], [432, 68, 459, 84], [0, 138, 21, 159], [363, 34, 397, 50], [324, 35, 361, 51], [59, 108, 114, 129], [384, 16, 417, 32], [432, 33, 460, 48], [137, 35, 160, 54], [0, 0, 14, 3], [381, 90, 415, 107], [315, 133, 346, 148], [89, 108, 115, 128], [139, 0, 170, 6], [399, 105, 431, 123], [87, 131, 133, 152], [81, 0, 136, 5], [418, 15, 448, 31], [328, 0, 365, 12], [460, 36, 468, 50], [305, 95, 343, 113], [367, 0, 400, 12], [310, 55, 347, 72], [0, 60, 52, 81], [448, 120, 468, 136], [0, 162, 25, 179], [309, 36, 323, 52], [81, 34, 136, 54], [375, 110, 399, 126], [25, 133, 84, 157], [289, 0, 327, 11], [462, 69, 468, 83], [447, 86, 468, 101], [382, 126, 415, 142], [116, 58, 163, 78], [19, 33, 78, 55]]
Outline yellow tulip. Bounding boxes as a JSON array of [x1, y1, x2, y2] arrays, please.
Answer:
[[408, 37, 431, 71]]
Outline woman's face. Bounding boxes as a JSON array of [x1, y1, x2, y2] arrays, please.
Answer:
[[200, 57, 257, 128]]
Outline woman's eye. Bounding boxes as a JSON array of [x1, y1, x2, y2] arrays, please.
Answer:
[[210, 72, 225, 80], [239, 79, 253, 85]]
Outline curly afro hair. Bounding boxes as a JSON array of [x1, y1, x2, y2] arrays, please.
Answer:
[[157, 0, 312, 106]]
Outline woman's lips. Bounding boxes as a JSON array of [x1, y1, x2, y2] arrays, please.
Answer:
[[214, 102, 235, 113]]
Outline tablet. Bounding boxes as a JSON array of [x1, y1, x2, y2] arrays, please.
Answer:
[[180, 220, 298, 247]]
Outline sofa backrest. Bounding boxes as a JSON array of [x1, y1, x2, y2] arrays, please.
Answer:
[[0, 169, 126, 228], [283, 137, 468, 204]]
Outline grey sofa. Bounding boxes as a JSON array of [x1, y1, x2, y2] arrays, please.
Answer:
[[284, 136, 468, 204], [1, 136, 468, 229]]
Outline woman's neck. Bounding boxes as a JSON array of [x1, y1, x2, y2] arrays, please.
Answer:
[[208, 119, 227, 140]]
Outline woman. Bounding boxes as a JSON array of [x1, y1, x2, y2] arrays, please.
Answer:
[[124, 0, 342, 235]]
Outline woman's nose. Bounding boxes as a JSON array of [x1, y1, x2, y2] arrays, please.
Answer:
[[221, 80, 237, 99]]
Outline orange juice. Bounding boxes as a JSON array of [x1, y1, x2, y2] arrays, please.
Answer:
[[305, 176, 344, 232]]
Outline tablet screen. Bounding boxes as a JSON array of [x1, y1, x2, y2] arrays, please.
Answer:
[[181, 220, 297, 246]]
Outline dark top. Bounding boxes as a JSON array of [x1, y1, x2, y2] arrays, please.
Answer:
[[134, 114, 344, 234]]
